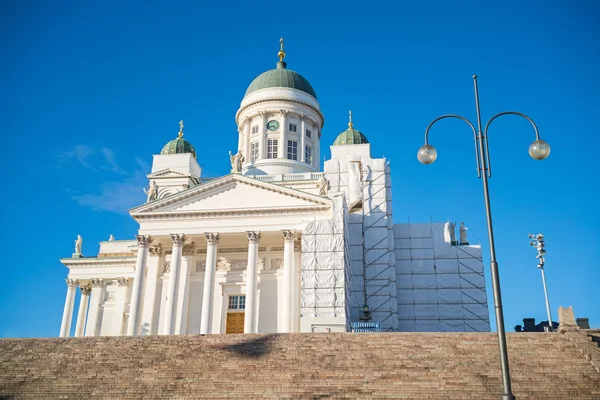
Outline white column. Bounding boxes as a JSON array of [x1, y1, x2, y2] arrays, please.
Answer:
[[113, 277, 130, 336], [85, 278, 104, 337], [200, 233, 220, 334], [163, 234, 185, 335], [141, 244, 163, 335], [126, 235, 152, 336], [259, 111, 267, 159], [281, 230, 295, 332], [279, 110, 288, 159], [59, 278, 79, 337], [293, 243, 302, 332], [314, 124, 321, 169], [175, 242, 195, 335], [243, 119, 251, 163], [300, 115, 306, 163], [74, 283, 91, 337], [244, 231, 261, 333]]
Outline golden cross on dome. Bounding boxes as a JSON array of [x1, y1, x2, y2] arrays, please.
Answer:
[[278, 37, 286, 62], [348, 110, 353, 128], [178, 120, 184, 138]]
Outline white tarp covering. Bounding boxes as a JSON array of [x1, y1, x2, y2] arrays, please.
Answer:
[[394, 222, 490, 332], [301, 194, 350, 322]]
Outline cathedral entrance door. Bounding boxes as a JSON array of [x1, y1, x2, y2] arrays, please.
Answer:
[[226, 312, 245, 334], [225, 295, 246, 334]]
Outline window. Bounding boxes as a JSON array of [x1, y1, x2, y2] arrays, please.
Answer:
[[289, 123, 297, 132], [250, 142, 259, 162], [305, 145, 312, 164], [287, 140, 298, 160], [251, 125, 259, 135], [267, 139, 278, 159], [306, 129, 312, 138], [228, 295, 246, 310]]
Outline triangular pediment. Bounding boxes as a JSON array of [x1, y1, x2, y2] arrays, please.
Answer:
[[130, 174, 330, 217], [147, 169, 190, 179]]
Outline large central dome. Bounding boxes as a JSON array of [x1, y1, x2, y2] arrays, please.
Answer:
[[244, 60, 317, 100]]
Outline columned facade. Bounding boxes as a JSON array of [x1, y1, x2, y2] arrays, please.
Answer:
[[141, 244, 163, 335], [114, 277, 130, 336], [74, 284, 91, 337], [244, 231, 261, 333], [163, 234, 185, 335], [85, 278, 104, 337], [175, 242, 195, 334], [59, 278, 79, 337], [200, 233, 219, 334], [281, 230, 295, 332], [127, 235, 152, 336]]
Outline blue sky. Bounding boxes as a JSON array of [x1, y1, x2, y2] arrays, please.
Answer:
[[1, 0, 598, 337]]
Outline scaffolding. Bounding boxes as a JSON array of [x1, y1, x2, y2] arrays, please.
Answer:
[[395, 219, 490, 332]]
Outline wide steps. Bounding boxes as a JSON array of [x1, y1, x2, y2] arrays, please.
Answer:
[[1, 332, 599, 399]]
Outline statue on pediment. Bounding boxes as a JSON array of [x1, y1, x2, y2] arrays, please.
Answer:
[[229, 150, 245, 174], [143, 181, 158, 203], [317, 175, 329, 196]]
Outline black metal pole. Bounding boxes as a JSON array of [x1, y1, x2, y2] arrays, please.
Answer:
[[472, 75, 515, 400]]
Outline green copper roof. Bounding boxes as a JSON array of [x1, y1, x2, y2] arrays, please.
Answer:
[[160, 136, 197, 159], [333, 126, 369, 146], [245, 61, 317, 99]]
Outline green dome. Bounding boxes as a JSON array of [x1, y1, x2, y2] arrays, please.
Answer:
[[333, 126, 369, 146], [245, 61, 317, 99], [160, 135, 197, 159]]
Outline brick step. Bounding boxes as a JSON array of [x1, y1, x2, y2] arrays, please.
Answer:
[[1, 332, 599, 399]]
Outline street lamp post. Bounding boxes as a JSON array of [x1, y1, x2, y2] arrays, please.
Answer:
[[417, 76, 550, 400], [529, 233, 553, 332]]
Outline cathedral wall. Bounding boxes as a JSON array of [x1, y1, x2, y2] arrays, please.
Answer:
[[394, 222, 490, 332]]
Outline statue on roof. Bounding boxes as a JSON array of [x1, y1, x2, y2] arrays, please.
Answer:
[[459, 222, 468, 244], [74, 235, 82, 254], [109, 234, 114, 242], [143, 181, 158, 203], [229, 150, 245, 174]]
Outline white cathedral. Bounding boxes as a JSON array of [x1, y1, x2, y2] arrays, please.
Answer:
[[59, 41, 490, 337]]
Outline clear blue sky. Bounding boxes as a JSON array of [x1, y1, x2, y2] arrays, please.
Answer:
[[1, 0, 598, 337]]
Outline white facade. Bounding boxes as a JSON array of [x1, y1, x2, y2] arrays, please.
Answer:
[[58, 48, 490, 337]]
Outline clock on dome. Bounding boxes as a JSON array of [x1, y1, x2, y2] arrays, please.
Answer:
[[267, 120, 280, 131]]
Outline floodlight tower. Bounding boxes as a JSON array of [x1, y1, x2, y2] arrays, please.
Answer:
[[528, 233, 553, 332]]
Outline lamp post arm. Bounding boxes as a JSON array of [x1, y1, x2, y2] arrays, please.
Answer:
[[424, 114, 482, 177], [482, 111, 541, 178]]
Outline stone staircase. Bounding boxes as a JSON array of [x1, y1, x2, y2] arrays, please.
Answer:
[[1, 332, 599, 399]]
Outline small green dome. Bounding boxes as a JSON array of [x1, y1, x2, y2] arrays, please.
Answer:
[[160, 135, 197, 159], [245, 61, 317, 99], [333, 126, 369, 146]]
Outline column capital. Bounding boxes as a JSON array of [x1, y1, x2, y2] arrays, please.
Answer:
[[257, 110, 266, 117], [149, 244, 163, 257], [66, 278, 79, 288], [79, 284, 92, 296], [136, 235, 153, 247], [246, 231, 262, 244], [170, 234, 187, 246], [279, 109, 288, 116], [117, 277, 130, 287], [204, 232, 220, 245], [282, 230, 296, 242], [182, 242, 196, 256], [91, 278, 104, 287]]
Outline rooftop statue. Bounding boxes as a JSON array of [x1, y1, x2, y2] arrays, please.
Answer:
[[229, 150, 245, 174]]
